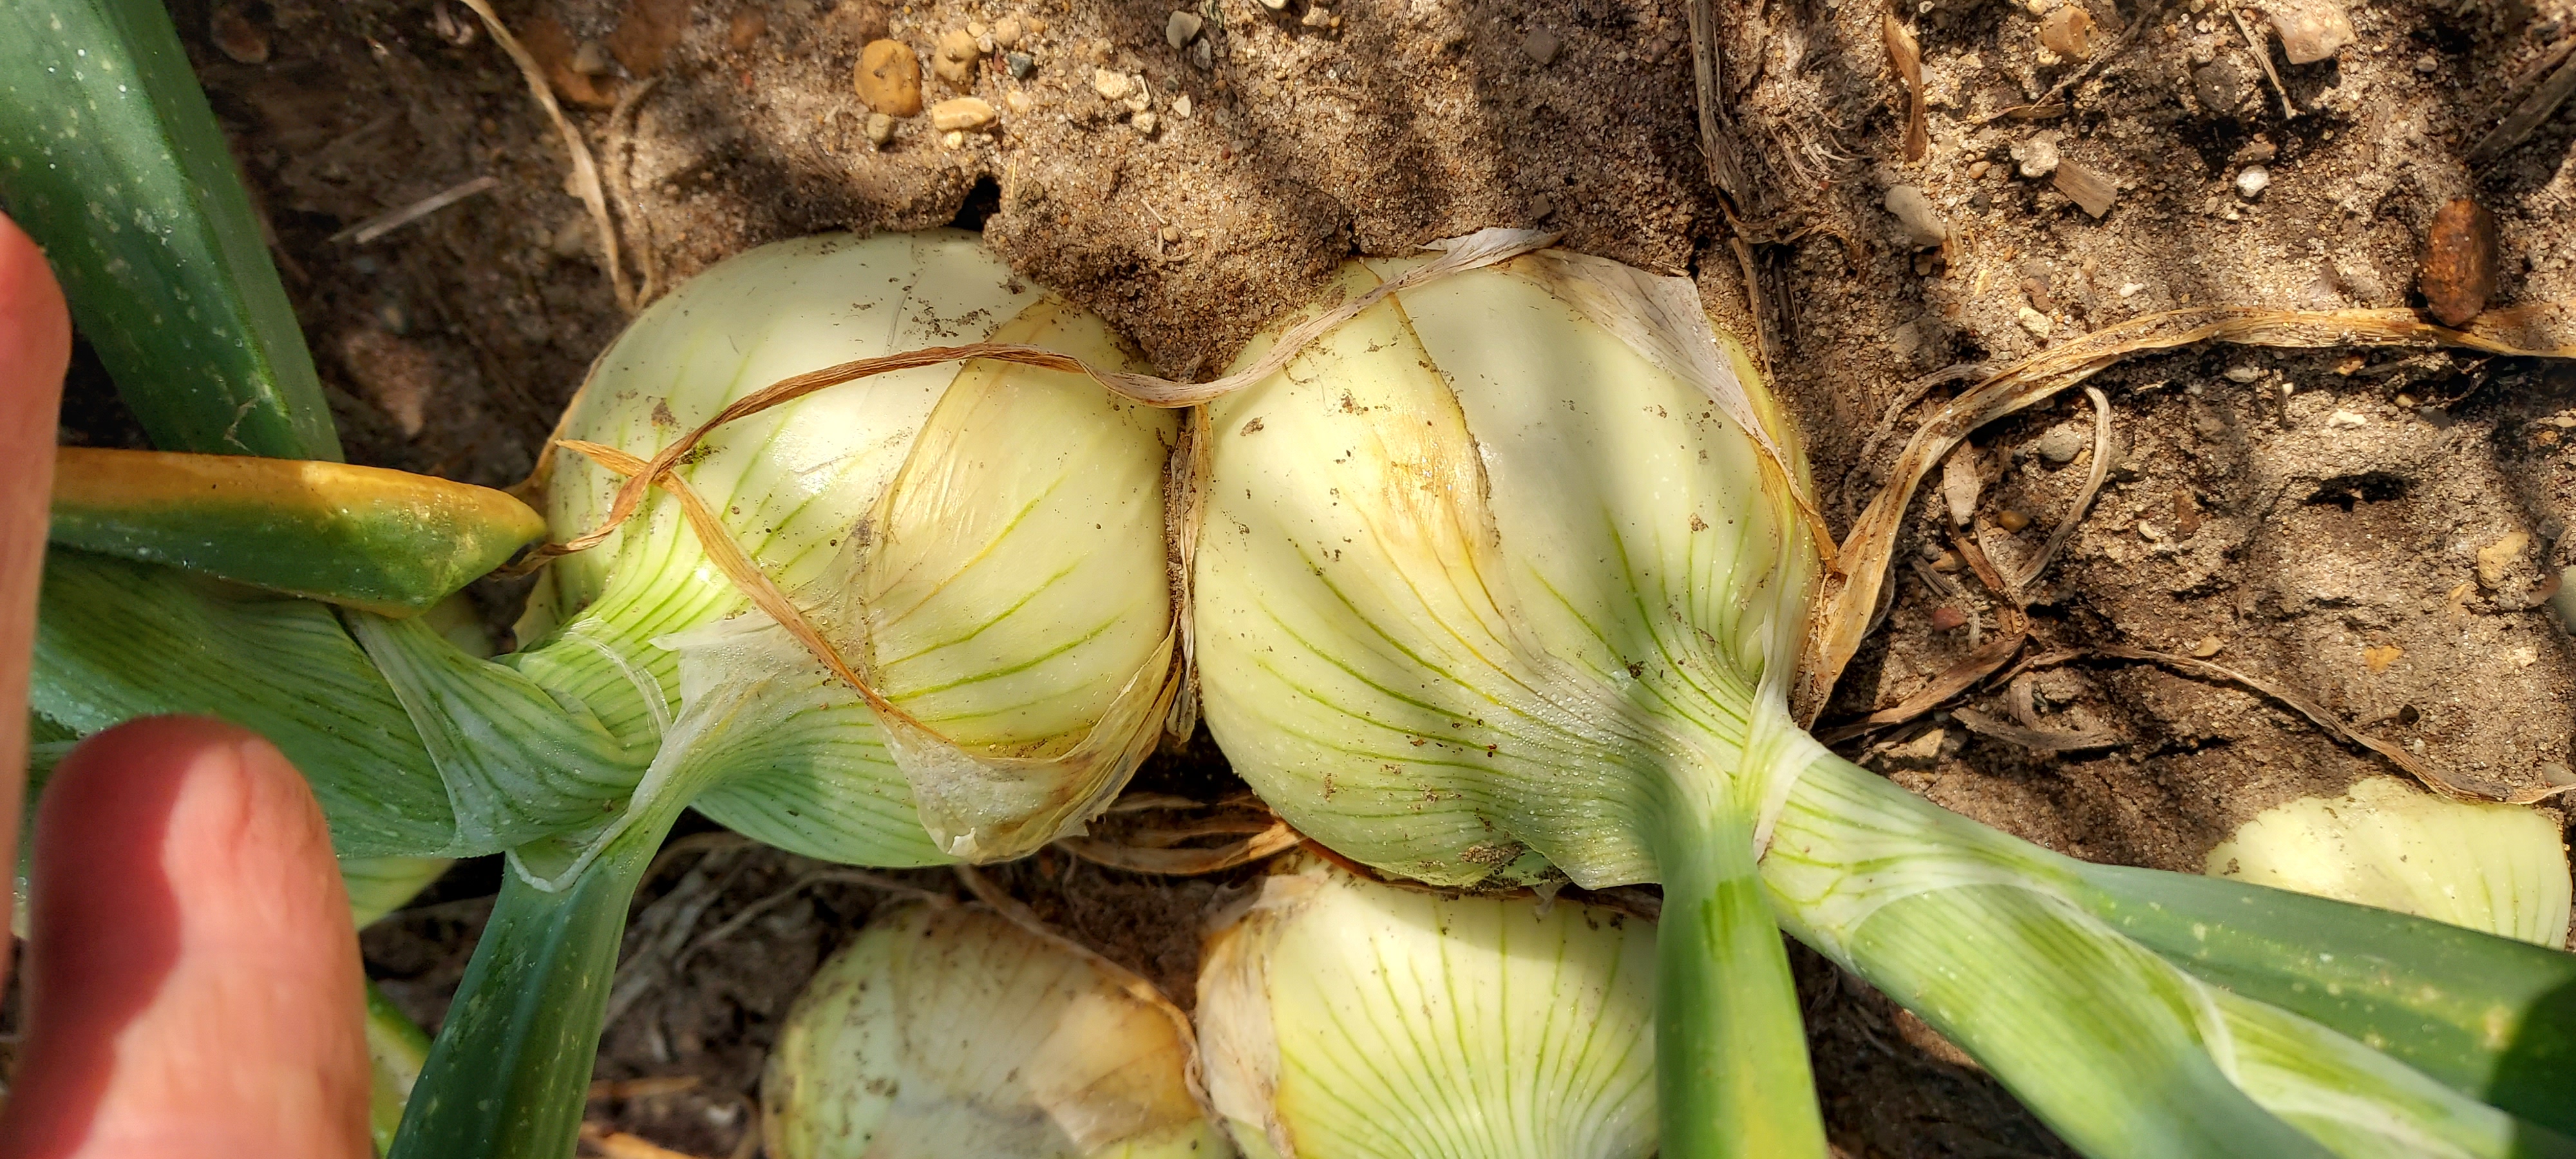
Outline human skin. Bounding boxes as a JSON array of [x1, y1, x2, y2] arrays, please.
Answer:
[[0, 211, 371, 1158]]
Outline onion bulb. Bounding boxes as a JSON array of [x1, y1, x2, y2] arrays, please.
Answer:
[[1197, 857, 1656, 1159], [382, 231, 1186, 1159], [2206, 776, 2571, 946], [1193, 250, 1827, 1151], [764, 902, 1228, 1159]]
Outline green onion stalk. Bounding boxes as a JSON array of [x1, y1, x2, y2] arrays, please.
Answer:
[[1189, 253, 2576, 1157]]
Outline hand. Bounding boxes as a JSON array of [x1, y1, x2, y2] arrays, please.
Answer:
[[0, 214, 372, 1156]]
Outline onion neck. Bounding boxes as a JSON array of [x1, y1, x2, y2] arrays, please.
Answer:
[[1645, 717, 1829, 1159]]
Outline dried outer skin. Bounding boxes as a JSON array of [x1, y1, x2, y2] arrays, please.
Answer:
[[2421, 198, 2497, 328]]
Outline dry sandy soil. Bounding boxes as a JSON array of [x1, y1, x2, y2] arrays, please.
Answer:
[[47, 0, 2576, 1152]]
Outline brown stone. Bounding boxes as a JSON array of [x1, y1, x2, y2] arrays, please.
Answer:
[[2261, 0, 2354, 64], [2420, 197, 2496, 327], [2037, 6, 2093, 59], [519, 15, 621, 108], [933, 28, 983, 88], [209, 5, 271, 64], [929, 97, 998, 131], [855, 39, 923, 117]]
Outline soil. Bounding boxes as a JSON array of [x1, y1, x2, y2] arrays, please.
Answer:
[[66, 0, 2576, 1153]]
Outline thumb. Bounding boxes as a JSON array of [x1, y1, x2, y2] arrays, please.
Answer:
[[0, 717, 372, 1159]]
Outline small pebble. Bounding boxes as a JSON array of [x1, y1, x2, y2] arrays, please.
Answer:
[[942, 129, 966, 148], [2009, 134, 2061, 178], [934, 28, 983, 87], [2117, 282, 2145, 297], [1191, 38, 1214, 68], [2194, 54, 2253, 116], [2038, 5, 2094, 57], [2419, 196, 2497, 327], [2412, 53, 2439, 73], [1006, 52, 1035, 78], [1930, 549, 1964, 572], [2235, 165, 2270, 198], [210, 5, 272, 64], [2544, 762, 2576, 787], [1967, 160, 1991, 179], [2262, 0, 2353, 62], [1160, 225, 1183, 244], [1094, 68, 1134, 100], [1522, 29, 1561, 64], [1173, 93, 1193, 118], [2475, 530, 2530, 589], [1167, 10, 1204, 48], [1133, 110, 1161, 135], [1998, 509, 2033, 532], [1929, 606, 1971, 631], [2223, 365, 2264, 382], [1302, 5, 1335, 27], [992, 16, 1024, 48], [855, 40, 924, 116], [2016, 306, 2053, 337], [2190, 635, 2224, 658], [929, 96, 998, 131], [864, 111, 895, 145], [572, 39, 617, 75], [2324, 409, 2367, 428], [967, 19, 989, 37], [2034, 422, 2087, 464], [1005, 90, 1032, 113], [1885, 728, 1947, 766], [1882, 184, 1947, 248]]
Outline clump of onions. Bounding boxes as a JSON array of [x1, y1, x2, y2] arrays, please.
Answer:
[[764, 901, 1227, 1159], [1190, 252, 2576, 1156], [1197, 856, 1657, 1159], [2206, 776, 2571, 946]]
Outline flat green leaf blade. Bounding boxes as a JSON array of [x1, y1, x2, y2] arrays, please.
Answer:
[[50, 448, 546, 616], [2076, 863, 2576, 1136], [32, 549, 455, 857], [0, 0, 341, 460]]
